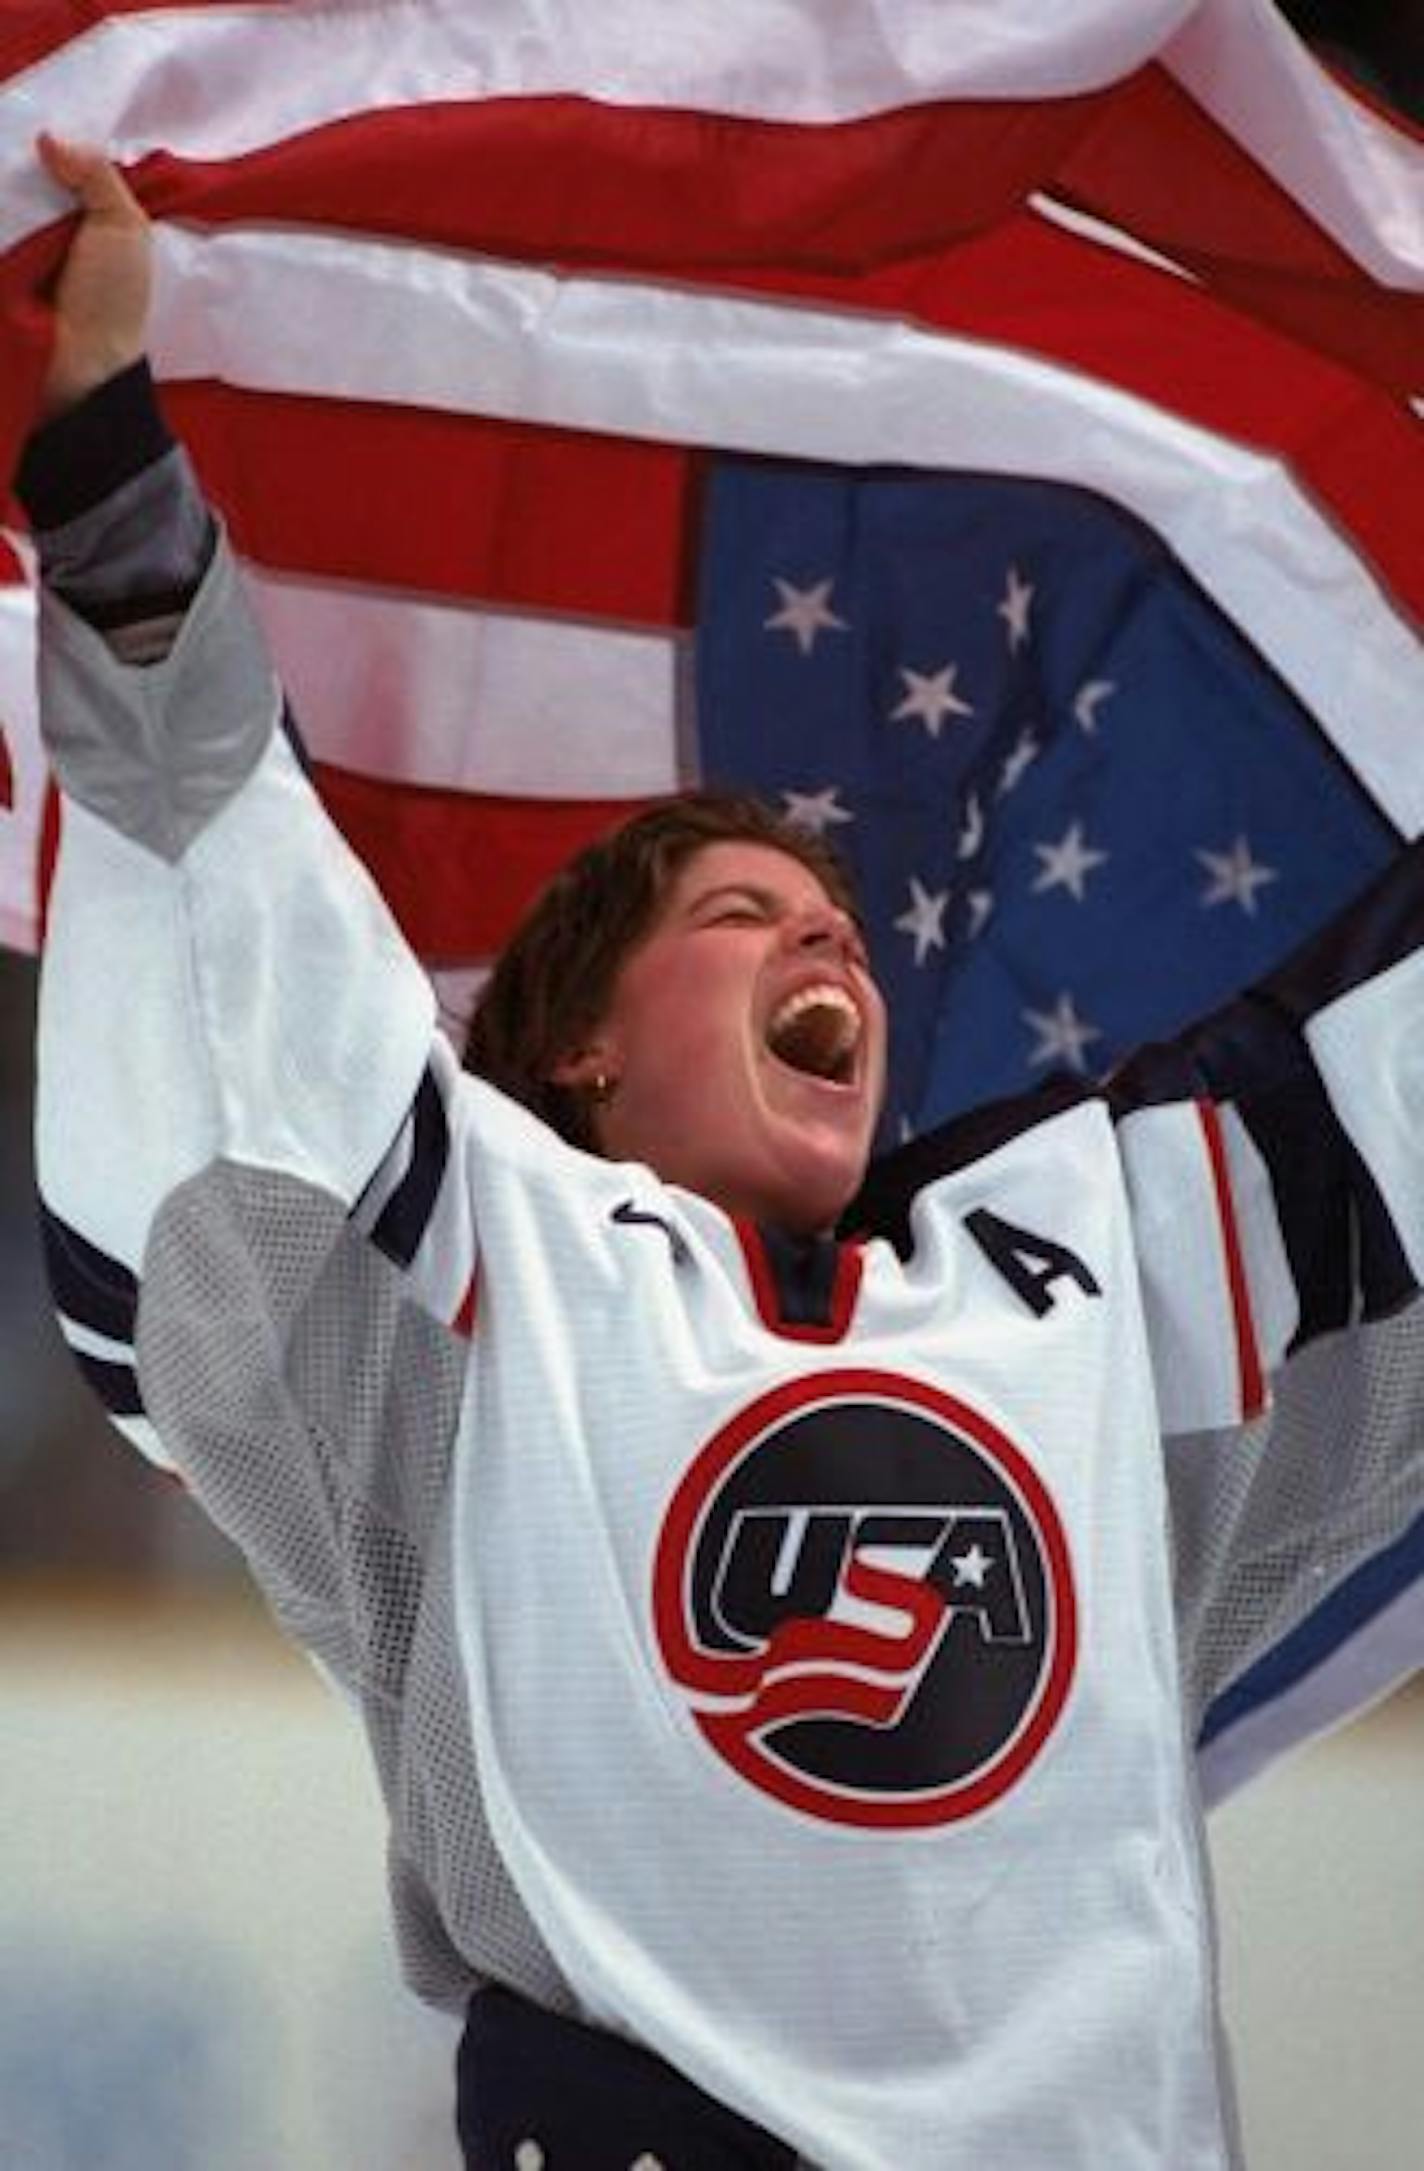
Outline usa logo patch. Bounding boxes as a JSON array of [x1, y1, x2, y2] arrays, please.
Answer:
[[652, 1369, 1077, 1827]]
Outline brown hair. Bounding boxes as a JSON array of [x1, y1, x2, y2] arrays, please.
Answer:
[[464, 789, 860, 1149]]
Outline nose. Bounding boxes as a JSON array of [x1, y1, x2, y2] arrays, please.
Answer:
[[787, 899, 864, 966]]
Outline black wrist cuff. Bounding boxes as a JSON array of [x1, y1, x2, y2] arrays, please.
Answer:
[[14, 360, 175, 531]]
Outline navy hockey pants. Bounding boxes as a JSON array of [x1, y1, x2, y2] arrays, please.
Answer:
[[457, 1985, 800, 2170]]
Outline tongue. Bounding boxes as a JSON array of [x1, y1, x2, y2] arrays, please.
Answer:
[[769, 1003, 854, 1080]]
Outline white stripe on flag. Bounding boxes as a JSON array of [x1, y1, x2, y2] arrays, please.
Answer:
[[148, 221, 1424, 831], [244, 563, 685, 798], [1028, 194, 1198, 280], [1165, 1, 1424, 289]]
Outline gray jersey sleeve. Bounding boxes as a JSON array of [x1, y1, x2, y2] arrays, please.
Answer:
[[37, 524, 436, 1244], [26, 377, 576, 2020], [37, 526, 277, 860]]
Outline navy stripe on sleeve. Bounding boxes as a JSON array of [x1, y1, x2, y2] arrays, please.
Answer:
[[40, 1202, 140, 1345], [14, 360, 175, 531], [367, 1066, 451, 1270], [1227, 1068, 1415, 1345], [1113, 1000, 1417, 1344], [280, 696, 314, 774]]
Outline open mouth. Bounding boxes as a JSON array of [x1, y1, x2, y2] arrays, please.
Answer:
[[764, 983, 863, 1086]]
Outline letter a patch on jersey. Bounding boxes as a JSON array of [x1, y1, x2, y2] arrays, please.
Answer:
[[652, 1370, 1077, 1828], [963, 1207, 1102, 1317]]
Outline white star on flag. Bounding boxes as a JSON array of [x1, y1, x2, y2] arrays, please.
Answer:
[[763, 576, 849, 656], [1196, 836, 1279, 915], [997, 729, 1039, 797], [890, 662, 975, 738], [781, 785, 854, 836], [894, 877, 950, 966], [1031, 819, 1109, 902], [997, 564, 1035, 652], [955, 791, 985, 861], [966, 889, 995, 937], [1072, 679, 1116, 734], [1024, 992, 1103, 1072]]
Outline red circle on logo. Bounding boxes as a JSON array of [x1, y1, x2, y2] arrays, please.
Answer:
[[652, 1368, 1078, 1828]]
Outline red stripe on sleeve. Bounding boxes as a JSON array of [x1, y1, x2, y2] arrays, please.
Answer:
[[1195, 1100, 1267, 1423], [452, 1268, 480, 1339]]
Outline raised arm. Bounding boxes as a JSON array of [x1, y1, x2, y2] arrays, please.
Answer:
[[23, 142, 436, 1464], [21, 139, 213, 670], [850, 843, 1424, 1737], [1111, 844, 1424, 1740]]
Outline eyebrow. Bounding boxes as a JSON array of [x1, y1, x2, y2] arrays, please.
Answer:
[[686, 882, 794, 916]]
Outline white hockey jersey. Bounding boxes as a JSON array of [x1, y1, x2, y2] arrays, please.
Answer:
[[32, 488, 1424, 2168]]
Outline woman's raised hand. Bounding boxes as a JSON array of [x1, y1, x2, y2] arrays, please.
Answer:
[[36, 133, 153, 419]]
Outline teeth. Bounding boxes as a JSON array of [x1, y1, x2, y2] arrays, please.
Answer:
[[765, 983, 862, 1081], [769, 984, 859, 1037]]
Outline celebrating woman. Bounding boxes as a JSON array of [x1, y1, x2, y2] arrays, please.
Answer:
[[23, 137, 1424, 2170]]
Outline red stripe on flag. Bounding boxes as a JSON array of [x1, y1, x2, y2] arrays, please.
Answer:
[[160, 382, 701, 626], [0, 225, 67, 495], [124, 78, 1421, 402], [314, 761, 653, 960], [135, 88, 1113, 273], [1059, 69, 1423, 398]]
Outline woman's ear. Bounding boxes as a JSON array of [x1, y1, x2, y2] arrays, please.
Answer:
[[548, 1041, 619, 1096]]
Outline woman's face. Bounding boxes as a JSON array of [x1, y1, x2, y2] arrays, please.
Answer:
[[560, 840, 888, 1234]]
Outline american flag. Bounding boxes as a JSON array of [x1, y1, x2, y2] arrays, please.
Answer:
[[698, 457, 1400, 1136], [0, 0, 1421, 1784]]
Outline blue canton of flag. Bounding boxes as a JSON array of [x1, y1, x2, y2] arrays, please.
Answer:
[[695, 458, 1399, 1141]]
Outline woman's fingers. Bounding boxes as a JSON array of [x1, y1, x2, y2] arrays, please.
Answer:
[[38, 132, 145, 223]]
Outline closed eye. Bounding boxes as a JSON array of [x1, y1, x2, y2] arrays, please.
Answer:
[[689, 886, 776, 928]]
